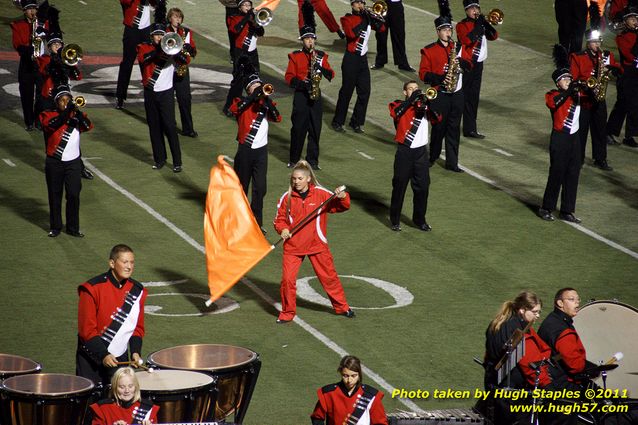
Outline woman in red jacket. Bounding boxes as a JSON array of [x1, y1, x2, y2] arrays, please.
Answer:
[[273, 160, 354, 323]]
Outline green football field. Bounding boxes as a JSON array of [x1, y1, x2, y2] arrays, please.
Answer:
[[1, 0, 637, 423]]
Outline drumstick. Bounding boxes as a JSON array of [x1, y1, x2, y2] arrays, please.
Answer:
[[604, 352, 623, 365], [114, 360, 154, 372]]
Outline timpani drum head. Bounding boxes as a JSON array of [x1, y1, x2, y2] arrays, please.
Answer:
[[0, 354, 41, 379], [136, 369, 214, 392], [147, 344, 258, 372], [574, 300, 638, 398], [1, 373, 94, 397]]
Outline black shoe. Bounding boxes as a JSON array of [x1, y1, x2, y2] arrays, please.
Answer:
[[390, 224, 401, 232], [66, 230, 85, 238], [222, 109, 234, 118], [465, 131, 486, 139], [349, 124, 364, 133], [115, 98, 124, 109], [81, 168, 94, 180], [25, 125, 35, 132], [48, 230, 60, 238], [398, 65, 416, 72], [538, 208, 555, 221], [445, 165, 464, 173], [606, 135, 620, 145], [593, 159, 613, 171], [152, 162, 165, 170], [310, 163, 321, 171], [341, 309, 355, 318], [622, 137, 638, 148], [173, 165, 182, 173], [331, 122, 346, 133], [276, 318, 292, 324], [559, 212, 582, 223], [370, 64, 384, 70], [183, 130, 198, 138], [417, 223, 432, 231], [337, 30, 346, 39]]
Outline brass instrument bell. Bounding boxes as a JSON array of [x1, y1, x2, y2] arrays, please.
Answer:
[[262, 83, 274, 96], [160, 33, 184, 55], [254, 7, 273, 26], [61, 44, 83, 66], [486, 8, 504, 25], [74, 96, 86, 108]]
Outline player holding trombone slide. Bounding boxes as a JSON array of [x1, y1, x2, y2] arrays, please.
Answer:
[[273, 161, 355, 324]]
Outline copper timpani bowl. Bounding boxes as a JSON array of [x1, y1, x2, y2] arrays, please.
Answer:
[[0, 354, 41, 380]]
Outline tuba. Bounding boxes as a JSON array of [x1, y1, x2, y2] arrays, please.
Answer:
[[160, 33, 184, 55], [61, 44, 83, 66], [254, 7, 273, 26], [309, 48, 322, 101], [486, 8, 504, 25]]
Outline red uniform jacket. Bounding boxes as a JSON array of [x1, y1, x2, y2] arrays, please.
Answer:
[[311, 383, 388, 425], [37, 55, 82, 99], [545, 88, 581, 133], [78, 271, 147, 362], [569, 49, 622, 107], [89, 400, 159, 425], [229, 96, 281, 146], [227, 13, 264, 52], [389, 98, 440, 146], [518, 328, 553, 388], [120, 0, 156, 28], [341, 12, 385, 55], [456, 17, 498, 64], [610, 0, 628, 21], [274, 184, 350, 256], [40, 108, 92, 160], [285, 49, 335, 91], [11, 18, 49, 59], [538, 309, 588, 383], [137, 42, 188, 89], [616, 30, 638, 67], [419, 40, 472, 92]]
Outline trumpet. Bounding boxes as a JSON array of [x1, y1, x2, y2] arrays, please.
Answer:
[[74, 96, 86, 108], [61, 44, 83, 66], [365, 0, 387, 22], [261, 83, 274, 96], [486, 8, 504, 25], [254, 7, 273, 26], [160, 33, 184, 55]]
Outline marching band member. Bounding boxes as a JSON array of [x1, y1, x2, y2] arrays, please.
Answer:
[[115, 0, 156, 109], [554, 0, 588, 54], [419, 0, 472, 172], [166, 7, 198, 138], [86, 367, 159, 425], [230, 73, 281, 231], [273, 161, 354, 323], [76, 245, 148, 387], [11, 0, 49, 131], [296, 0, 344, 40], [614, 6, 638, 148], [137, 19, 187, 172], [388, 81, 440, 232], [456, 0, 498, 140], [285, 2, 335, 170], [569, 3, 622, 170], [538, 46, 583, 223], [39, 85, 92, 238], [371, 0, 414, 72], [311, 355, 387, 425], [331, 0, 386, 134]]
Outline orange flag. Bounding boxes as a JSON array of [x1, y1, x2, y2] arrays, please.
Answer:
[[204, 156, 273, 306], [255, 0, 280, 11]]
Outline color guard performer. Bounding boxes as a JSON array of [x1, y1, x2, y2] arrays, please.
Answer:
[[285, 2, 335, 170], [614, 5, 638, 148], [331, 0, 386, 134], [76, 245, 148, 387]]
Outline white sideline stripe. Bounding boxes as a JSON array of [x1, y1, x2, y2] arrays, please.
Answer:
[[82, 159, 425, 413], [3, 159, 16, 167], [185, 0, 196, 4], [82, 156, 103, 160], [223, 155, 235, 163], [78, 0, 87, 4], [191, 17, 638, 259], [492, 148, 513, 157], [357, 151, 375, 160]]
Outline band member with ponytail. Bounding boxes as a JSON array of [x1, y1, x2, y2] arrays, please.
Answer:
[[311, 355, 387, 425], [86, 367, 159, 425], [76, 245, 148, 387], [538, 46, 583, 223], [614, 6, 638, 148], [285, 1, 335, 170], [230, 73, 281, 231], [388, 81, 440, 232], [273, 161, 354, 323]]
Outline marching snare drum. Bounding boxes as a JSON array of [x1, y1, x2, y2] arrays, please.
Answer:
[[147, 344, 261, 424], [574, 300, 638, 398], [0, 373, 93, 425], [136, 369, 215, 424], [0, 354, 41, 380]]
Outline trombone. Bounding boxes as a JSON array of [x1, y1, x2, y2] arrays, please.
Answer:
[[254, 7, 273, 26], [61, 44, 83, 66]]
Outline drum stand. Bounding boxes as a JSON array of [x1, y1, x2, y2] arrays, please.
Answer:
[[529, 359, 549, 425]]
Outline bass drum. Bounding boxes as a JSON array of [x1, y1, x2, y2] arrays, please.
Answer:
[[574, 300, 638, 398], [148, 344, 260, 424]]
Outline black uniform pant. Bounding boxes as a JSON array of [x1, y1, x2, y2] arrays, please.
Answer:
[[116, 25, 151, 101], [45, 156, 82, 233], [390, 144, 430, 226], [290, 90, 322, 167], [542, 130, 582, 214], [76, 344, 129, 390], [373, 1, 409, 68], [462, 61, 484, 135], [554, 0, 588, 54], [333, 52, 370, 128], [234, 143, 268, 226], [143, 87, 182, 166], [174, 70, 195, 134], [224, 49, 260, 112], [620, 67, 638, 138], [18, 59, 43, 127], [429, 90, 463, 168], [606, 75, 627, 138], [579, 101, 607, 162]]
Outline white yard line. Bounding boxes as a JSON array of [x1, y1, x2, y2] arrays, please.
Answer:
[[492, 148, 513, 157], [78, 0, 87, 5], [357, 150, 375, 160], [2, 159, 16, 167]]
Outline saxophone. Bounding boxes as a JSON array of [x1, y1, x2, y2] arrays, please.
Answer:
[[175, 27, 189, 78], [31, 18, 43, 60], [309, 48, 322, 100], [586, 52, 611, 103], [444, 40, 460, 92]]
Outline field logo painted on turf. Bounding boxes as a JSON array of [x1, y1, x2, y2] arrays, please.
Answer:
[[142, 279, 239, 316]]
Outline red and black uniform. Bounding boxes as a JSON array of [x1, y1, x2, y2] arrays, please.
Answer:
[[373, 0, 411, 70], [569, 49, 622, 163], [167, 24, 198, 136], [456, 14, 498, 136], [76, 270, 148, 386], [285, 48, 335, 168], [116, 0, 156, 103], [540, 85, 582, 215], [614, 28, 638, 142], [332, 11, 385, 129], [87, 399, 159, 425], [137, 41, 185, 168], [273, 185, 351, 321], [297, 0, 341, 34], [37, 54, 82, 109], [609, 0, 629, 22], [39, 104, 92, 234], [311, 382, 388, 425], [555, 0, 588, 53], [229, 92, 281, 227], [388, 94, 439, 228], [419, 40, 472, 169]]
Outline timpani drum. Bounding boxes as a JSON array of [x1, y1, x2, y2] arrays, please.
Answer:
[[574, 300, 638, 398], [0, 355, 41, 380], [147, 344, 261, 424], [0, 373, 93, 425], [136, 369, 215, 424]]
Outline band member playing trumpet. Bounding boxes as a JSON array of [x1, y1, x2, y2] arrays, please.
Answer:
[[614, 6, 638, 148], [331, 0, 386, 134], [419, 0, 472, 172], [230, 74, 281, 231], [166, 7, 198, 138], [388, 81, 440, 232], [137, 22, 187, 172], [456, 0, 498, 140], [285, 2, 335, 170]]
